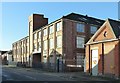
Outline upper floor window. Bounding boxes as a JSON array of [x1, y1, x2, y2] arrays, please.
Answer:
[[56, 36, 62, 48], [77, 23, 85, 32], [90, 26, 97, 34], [43, 28, 47, 36], [49, 25, 54, 34], [38, 31, 41, 38], [38, 42, 41, 51], [33, 33, 37, 40], [76, 36, 85, 48], [43, 40, 47, 50], [56, 22, 62, 31], [27, 38, 29, 43], [49, 38, 54, 49], [27, 46, 29, 53], [33, 43, 37, 51]]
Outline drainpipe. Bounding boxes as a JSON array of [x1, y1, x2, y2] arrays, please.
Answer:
[[102, 43, 104, 75], [118, 39, 120, 77], [88, 45, 91, 75]]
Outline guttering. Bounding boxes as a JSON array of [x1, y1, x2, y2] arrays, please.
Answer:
[[86, 38, 119, 45]]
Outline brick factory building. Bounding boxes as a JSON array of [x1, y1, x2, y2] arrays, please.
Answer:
[[12, 13, 104, 71]]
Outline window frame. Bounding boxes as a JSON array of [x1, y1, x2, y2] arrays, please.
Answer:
[[38, 31, 41, 38], [38, 42, 41, 51], [43, 28, 47, 36], [56, 21, 62, 31], [90, 25, 97, 34], [43, 40, 47, 50], [76, 36, 85, 48], [49, 38, 54, 49], [76, 23, 85, 32], [33, 33, 37, 40], [56, 36, 62, 48], [49, 25, 54, 34], [33, 43, 37, 51]]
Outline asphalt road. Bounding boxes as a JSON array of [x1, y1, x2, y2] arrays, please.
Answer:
[[2, 66, 71, 81], [2, 66, 118, 82]]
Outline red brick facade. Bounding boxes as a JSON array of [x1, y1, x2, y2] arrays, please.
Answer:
[[85, 19, 120, 77]]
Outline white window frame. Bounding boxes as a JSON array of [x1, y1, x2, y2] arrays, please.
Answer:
[[76, 53, 85, 67], [33, 33, 37, 40], [38, 31, 41, 38], [43, 40, 47, 50], [43, 28, 47, 36], [90, 26, 97, 34], [33, 43, 37, 51], [77, 23, 85, 32], [49, 25, 54, 34], [56, 21, 62, 31], [49, 38, 54, 49], [56, 36, 62, 48], [76, 36, 85, 48], [38, 42, 41, 51]]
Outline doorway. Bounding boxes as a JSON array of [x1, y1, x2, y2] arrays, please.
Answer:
[[92, 49, 98, 76]]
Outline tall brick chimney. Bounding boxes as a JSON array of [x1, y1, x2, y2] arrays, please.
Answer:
[[32, 14, 48, 31]]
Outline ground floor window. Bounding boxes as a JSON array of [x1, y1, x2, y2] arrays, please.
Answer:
[[76, 53, 85, 67]]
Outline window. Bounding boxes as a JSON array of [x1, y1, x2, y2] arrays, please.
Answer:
[[76, 53, 84, 67], [56, 22, 62, 31], [56, 36, 62, 48], [33, 43, 37, 51], [43, 40, 47, 50], [26, 46, 29, 53], [49, 25, 54, 34], [43, 28, 47, 36], [38, 42, 41, 51], [38, 31, 41, 38], [17, 48, 19, 55], [77, 36, 85, 48], [49, 38, 54, 49], [24, 46, 26, 53], [27, 38, 29, 43], [33, 33, 37, 40], [77, 23, 85, 32], [90, 26, 97, 34]]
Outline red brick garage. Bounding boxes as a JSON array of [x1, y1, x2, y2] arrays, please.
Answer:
[[85, 19, 120, 77]]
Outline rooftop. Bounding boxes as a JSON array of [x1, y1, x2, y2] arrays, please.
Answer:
[[34, 12, 105, 32], [108, 18, 120, 38], [62, 13, 105, 25]]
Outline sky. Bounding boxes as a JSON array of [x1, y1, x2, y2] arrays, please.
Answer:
[[1, 2, 119, 51]]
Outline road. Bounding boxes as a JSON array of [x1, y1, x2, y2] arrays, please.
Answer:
[[2, 66, 70, 81], [2, 66, 118, 82]]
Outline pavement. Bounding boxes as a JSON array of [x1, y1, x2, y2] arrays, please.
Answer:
[[2, 65, 119, 81]]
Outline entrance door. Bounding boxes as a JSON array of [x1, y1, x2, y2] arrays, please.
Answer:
[[92, 49, 98, 76]]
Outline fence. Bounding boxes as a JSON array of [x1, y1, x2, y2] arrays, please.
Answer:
[[15, 60, 84, 72], [32, 62, 66, 72]]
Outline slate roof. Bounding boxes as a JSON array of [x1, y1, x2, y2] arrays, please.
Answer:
[[34, 13, 105, 32], [108, 18, 120, 38], [62, 13, 105, 26]]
